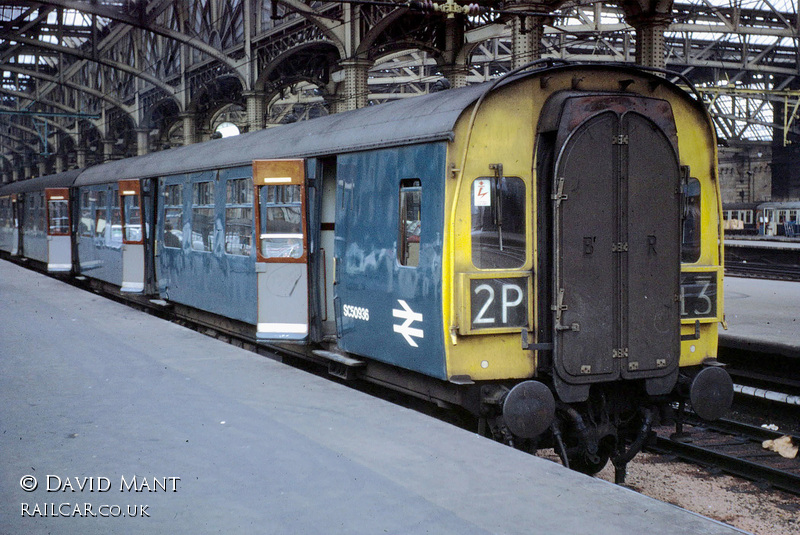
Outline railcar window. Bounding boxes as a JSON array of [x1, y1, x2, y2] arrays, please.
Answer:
[[259, 184, 303, 259], [225, 178, 253, 256], [123, 195, 142, 242], [110, 193, 122, 246], [24, 197, 33, 232], [94, 191, 107, 238], [471, 177, 526, 269], [398, 179, 421, 267], [48, 199, 69, 235], [163, 184, 183, 248], [681, 178, 701, 263], [192, 181, 215, 252], [38, 193, 46, 233], [80, 191, 93, 237]]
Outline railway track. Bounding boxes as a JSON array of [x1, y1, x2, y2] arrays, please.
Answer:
[[724, 261, 800, 281], [647, 415, 800, 495]]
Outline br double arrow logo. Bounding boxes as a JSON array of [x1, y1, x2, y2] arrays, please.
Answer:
[[392, 299, 424, 348]]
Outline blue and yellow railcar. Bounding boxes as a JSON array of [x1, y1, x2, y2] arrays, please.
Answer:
[[0, 62, 732, 477]]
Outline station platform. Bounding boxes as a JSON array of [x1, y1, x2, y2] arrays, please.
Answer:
[[722, 276, 800, 358], [0, 259, 746, 535]]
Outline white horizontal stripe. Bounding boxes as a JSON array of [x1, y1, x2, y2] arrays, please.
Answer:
[[261, 177, 292, 184], [258, 323, 308, 334], [47, 264, 71, 271], [260, 234, 303, 239]]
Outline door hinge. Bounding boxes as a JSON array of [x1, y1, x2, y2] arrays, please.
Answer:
[[612, 347, 629, 359], [551, 177, 568, 205], [613, 135, 629, 145], [612, 242, 628, 252], [551, 288, 567, 325]]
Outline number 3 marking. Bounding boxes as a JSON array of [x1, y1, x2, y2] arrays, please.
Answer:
[[694, 281, 712, 315]]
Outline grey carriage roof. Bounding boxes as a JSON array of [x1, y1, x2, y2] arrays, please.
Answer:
[[75, 82, 493, 186], [68, 62, 702, 187], [0, 168, 82, 195]]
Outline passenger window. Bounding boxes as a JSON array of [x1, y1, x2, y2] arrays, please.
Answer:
[[225, 178, 253, 256], [192, 181, 215, 252], [38, 193, 46, 233], [471, 177, 526, 269], [48, 199, 69, 235], [681, 178, 701, 263], [163, 184, 183, 248], [259, 184, 303, 259], [94, 191, 107, 238], [80, 191, 93, 237], [110, 193, 122, 245], [398, 179, 421, 267], [122, 195, 142, 243]]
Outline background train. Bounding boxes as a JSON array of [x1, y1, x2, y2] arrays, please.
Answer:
[[723, 201, 800, 237], [0, 61, 733, 481]]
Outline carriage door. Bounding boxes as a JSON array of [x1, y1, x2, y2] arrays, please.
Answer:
[[253, 159, 309, 340], [45, 188, 71, 271], [552, 103, 681, 401], [119, 180, 145, 292]]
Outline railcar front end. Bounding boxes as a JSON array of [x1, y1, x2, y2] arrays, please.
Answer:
[[436, 65, 731, 473]]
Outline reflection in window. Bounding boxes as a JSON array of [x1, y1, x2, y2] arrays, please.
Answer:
[[398, 179, 421, 267], [110, 192, 122, 246], [471, 177, 526, 269], [192, 182, 215, 252], [163, 184, 183, 248], [123, 195, 142, 242], [48, 199, 69, 235], [38, 193, 45, 233], [80, 191, 93, 237], [95, 191, 107, 238], [682, 178, 701, 263], [259, 184, 303, 259], [225, 178, 253, 256]]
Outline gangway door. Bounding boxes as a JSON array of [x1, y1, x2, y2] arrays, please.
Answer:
[[551, 99, 681, 402]]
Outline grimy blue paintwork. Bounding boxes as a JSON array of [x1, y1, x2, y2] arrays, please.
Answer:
[[156, 166, 258, 325], [76, 183, 123, 286], [335, 143, 447, 379], [0, 169, 82, 260]]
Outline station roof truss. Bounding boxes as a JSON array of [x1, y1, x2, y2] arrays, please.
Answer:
[[0, 0, 798, 174]]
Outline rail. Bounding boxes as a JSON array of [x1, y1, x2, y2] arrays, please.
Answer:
[[647, 416, 800, 495]]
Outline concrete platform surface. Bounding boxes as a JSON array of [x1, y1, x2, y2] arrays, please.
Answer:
[[722, 276, 800, 357], [1, 260, 746, 534]]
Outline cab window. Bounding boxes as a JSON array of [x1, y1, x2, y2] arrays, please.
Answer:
[[681, 178, 701, 263], [471, 176, 526, 269]]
